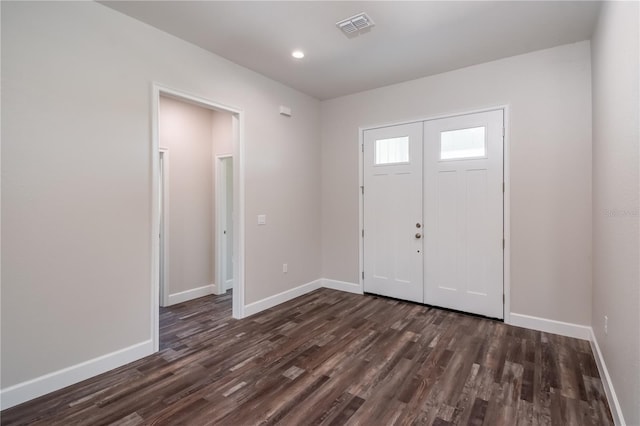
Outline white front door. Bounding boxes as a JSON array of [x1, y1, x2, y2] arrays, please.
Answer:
[[423, 110, 504, 318], [363, 122, 424, 303], [363, 110, 504, 319]]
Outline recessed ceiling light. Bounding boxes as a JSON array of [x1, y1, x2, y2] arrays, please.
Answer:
[[291, 50, 305, 59]]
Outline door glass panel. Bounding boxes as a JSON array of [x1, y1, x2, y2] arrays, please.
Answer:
[[375, 136, 409, 165], [440, 126, 486, 160]]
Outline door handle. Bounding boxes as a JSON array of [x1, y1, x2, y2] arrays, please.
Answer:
[[415, 233, 422, 239]]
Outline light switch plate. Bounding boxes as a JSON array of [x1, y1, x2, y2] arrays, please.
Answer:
[[257, 214, 266, 225]]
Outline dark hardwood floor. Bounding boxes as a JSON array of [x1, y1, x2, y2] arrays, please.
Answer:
[[1, 289, 613, 425]]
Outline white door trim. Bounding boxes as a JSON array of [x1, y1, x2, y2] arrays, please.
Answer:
[[503, 107, 511, 323], [358, 105, 511, 322], [158, 148, 170, 308], [215, 154, 233, 296], [151, 83, 246, 353]]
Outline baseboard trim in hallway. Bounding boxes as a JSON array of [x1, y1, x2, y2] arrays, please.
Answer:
[[167, 284, 216, 306]]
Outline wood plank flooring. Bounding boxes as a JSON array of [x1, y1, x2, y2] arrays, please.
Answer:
[[1, 289, 613, 425]]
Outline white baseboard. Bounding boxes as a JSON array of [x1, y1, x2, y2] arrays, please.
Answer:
[[0, 340, 153, 410], [224, 279, 234, 291], [167, 284, 215, 306], [321, 278, 363, 294], [589, 329, 626, 426], [508, 313, 591, 340], [243, 279, 322, 317]]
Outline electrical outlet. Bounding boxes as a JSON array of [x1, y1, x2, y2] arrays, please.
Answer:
[[283, 263, 288, 273], [604, 315, 608, 335]]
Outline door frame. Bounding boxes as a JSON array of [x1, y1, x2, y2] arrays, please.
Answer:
[[151, 83, 246, 353], [358, 105, 511, 323], [215, 154, 233, 295], [158, 147, 170, 308]]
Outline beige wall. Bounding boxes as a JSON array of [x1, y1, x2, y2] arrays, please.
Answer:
[[320, 42, 593, 325], [1, 1, 321, 389], [591, 1, 640, 424], [160, 96, 214, 296]]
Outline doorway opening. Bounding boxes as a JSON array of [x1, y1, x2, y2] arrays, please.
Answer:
[[151, 84, 245, 353]]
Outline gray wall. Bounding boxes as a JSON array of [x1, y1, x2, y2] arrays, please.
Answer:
[[1, 1, 321, 389], [591, 1, 640, 424], [320, 42, 593, 326]]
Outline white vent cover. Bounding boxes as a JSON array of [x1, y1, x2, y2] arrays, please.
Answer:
[[336, 12, 375, 36]]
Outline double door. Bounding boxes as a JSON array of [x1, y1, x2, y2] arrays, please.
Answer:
[[363, 110, 504, 319]]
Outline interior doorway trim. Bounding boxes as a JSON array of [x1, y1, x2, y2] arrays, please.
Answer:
[[357, 105, 511, 323], [215, 154, 233, 296], [158, 147, 170, 308], [151, 83, 246, 352]]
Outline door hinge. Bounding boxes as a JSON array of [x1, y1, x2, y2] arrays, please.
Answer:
[[361, 144, 364, 152], [361, 185, 364, 194], [503, 294, 505, 304], [362, 271, 364, 280], [362, 229, 364, 238], [502, 239, 505, 249], [502, 127, 505, 138], [502, 182, 505, 193]]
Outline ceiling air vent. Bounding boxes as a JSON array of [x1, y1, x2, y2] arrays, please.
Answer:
[[336, 12, 375, 37]]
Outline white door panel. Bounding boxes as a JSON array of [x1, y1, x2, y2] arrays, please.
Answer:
[[363, 122, 423, 303], [424, 110, 503, 318]]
